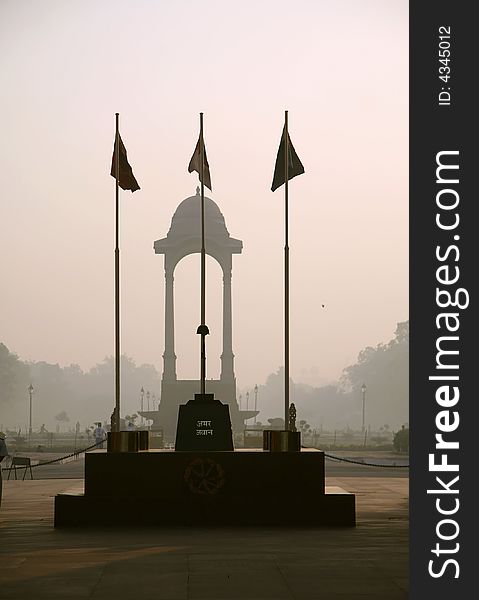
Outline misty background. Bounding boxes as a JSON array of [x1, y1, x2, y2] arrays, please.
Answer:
[[0, 321, 408, 431], [0, 1, 408, 430]]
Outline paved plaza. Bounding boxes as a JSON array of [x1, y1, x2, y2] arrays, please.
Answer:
[[0, 475, 408, 599]]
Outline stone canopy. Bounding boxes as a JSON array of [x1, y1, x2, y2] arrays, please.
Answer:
[[149, 188, 256, 440]]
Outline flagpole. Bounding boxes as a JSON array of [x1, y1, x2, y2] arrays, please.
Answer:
[[199, 112, 206, 396], [284, 110, 290, 431], [114, 112, 121, 433]]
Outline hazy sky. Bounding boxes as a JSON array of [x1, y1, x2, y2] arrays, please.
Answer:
[[0, 0, 408, 391]]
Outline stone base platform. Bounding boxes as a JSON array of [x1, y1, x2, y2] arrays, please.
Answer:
[[54, 449, 355, 527]]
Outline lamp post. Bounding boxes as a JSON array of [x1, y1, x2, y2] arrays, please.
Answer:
[[140, 387, 144, 426], [254, 384, 258, 425], [28, 384, 34, 442], [361, 383, 367, 433], [246, 391, 249, 412]]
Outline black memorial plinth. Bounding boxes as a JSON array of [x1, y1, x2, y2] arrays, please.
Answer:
[[175, 393, 234, 451], [54, 448, 355, 527]]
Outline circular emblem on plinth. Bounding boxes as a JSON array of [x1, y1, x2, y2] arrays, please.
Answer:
[[184, 458, 226, 495]]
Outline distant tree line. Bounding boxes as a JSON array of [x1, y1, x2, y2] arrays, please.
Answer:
[[249, 321, 408, 430], [0, 345, 160, 430], [1, 321, 408, 431]]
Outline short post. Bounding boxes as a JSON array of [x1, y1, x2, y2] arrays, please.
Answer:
[[140, 386, 145, 426], [28, 384, 34, 445], [361, 383, 367, 433]]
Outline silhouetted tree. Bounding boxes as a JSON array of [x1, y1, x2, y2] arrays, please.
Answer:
[[340, 321, 408, 429], [0, 343, 30, 409], [393, 425, 409, 453], [299, 419, 311, 435], [54, 410, 70, 432]]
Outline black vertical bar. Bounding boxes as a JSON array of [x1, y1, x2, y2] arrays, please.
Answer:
[[410, 3, 475, 597]]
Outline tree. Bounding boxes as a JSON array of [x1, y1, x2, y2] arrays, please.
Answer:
[[55, 410, 70, 431], [255, 368, 350, 430], [0, 343, 30, 410], [340, 321, 409, 429], [393, 425, 409, 453], [299, 419, 311, 435], [1, 345, 163, 429]]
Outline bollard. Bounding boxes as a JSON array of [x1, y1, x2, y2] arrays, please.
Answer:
[[263, 430, 301, 452], [107, 431, 139, 453], [138, 430, 150, 451], [263, 429, 273, 450]]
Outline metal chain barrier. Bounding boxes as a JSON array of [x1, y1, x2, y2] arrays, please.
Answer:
[[1, 441, 100, 473], [323, 451, 409, 468], [2, 443, 409, 473], [301, 446, 409, 468]]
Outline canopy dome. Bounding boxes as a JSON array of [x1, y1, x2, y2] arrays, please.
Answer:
[[169, 187, 228, 238], [154, 188, 242, 258]]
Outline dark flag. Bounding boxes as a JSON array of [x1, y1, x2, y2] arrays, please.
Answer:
[[188, 133, 212, 191], [110, 134, 140, 192], [271, 125, 305, 192]]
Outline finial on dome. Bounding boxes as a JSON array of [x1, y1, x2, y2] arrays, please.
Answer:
[[196, 186, 200, 195]]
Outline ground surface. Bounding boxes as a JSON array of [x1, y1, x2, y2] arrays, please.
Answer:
[[0, 474, 408, 599]]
